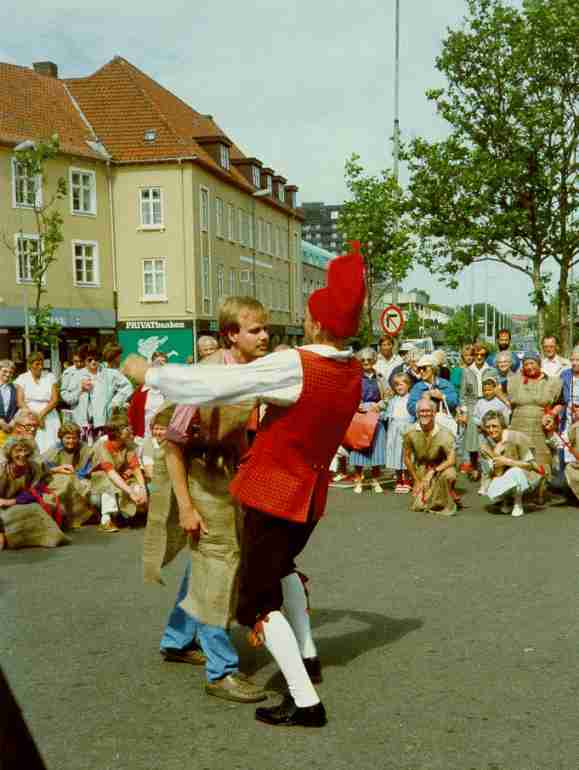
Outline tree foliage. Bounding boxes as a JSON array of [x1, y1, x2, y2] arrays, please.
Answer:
[[2, 135, 66, 350], [443, 308, 473, 349], [339, 154, 415, 343], [405, 0, 579, 351]]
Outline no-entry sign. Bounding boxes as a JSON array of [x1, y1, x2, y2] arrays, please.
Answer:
[[380, 304, 405, 336]]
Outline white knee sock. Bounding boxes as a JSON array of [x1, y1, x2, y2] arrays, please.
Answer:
[[262, 611, 320, 708], [282, 573, 318, 660], [101, 492, 118, 517]]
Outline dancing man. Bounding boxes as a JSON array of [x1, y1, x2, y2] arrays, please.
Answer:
[[125, 244, 365, 728]]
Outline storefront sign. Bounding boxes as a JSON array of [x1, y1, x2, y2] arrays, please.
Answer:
[[117, 319, 193, 363]]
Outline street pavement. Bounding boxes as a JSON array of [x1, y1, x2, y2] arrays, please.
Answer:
[[2, 478, 579, 770]]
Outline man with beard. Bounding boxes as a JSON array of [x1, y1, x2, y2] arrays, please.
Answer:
[[488, 328, 520, 372], [125, 244, 365, 728]]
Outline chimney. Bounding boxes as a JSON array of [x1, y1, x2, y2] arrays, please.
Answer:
[[33, 61, 58, 78]]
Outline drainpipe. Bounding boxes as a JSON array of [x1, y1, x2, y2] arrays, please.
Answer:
[[179, 160, 195, 360], [106, 161, 119, 332]]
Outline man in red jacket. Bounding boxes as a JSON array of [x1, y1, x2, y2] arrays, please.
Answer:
[[124, 243, 365, 728]]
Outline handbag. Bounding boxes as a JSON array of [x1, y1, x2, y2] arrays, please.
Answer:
[[435, 396, 458, 438], [343, 410, 380, 451]]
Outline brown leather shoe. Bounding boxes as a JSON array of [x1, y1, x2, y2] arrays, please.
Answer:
[[205, 674, 267, 703], [160, 648, 206, 666]]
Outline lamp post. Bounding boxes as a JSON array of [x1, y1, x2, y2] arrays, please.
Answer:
[[252, 188, 270, 299]]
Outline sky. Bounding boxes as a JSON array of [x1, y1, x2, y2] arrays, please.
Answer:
[[0, 0, 535, 313]]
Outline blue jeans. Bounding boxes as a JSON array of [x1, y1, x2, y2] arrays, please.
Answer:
[[160, 562, 239, 683]]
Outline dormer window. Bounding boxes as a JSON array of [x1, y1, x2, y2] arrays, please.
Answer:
[[220, 144, 230, 170], [279, 186, 285, 202], [252, 166, 261, 187]]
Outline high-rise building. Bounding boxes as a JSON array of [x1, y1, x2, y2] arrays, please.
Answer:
[[300, 202, 343, 254]]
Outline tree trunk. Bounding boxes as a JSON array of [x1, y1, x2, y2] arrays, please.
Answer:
[[532, 267, 546, 346], [558, 262, 571, 356], [365, 263, 374, 345]]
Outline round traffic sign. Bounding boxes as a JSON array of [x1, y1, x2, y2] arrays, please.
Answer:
[[380, 304, 405, 336]]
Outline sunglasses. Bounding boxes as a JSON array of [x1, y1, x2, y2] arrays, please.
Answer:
[[417, 365, 431, 371], [360, 358, 375, 363]]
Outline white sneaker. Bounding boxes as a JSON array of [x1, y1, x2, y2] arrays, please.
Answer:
[[511, 503, 525, 518], [478, 483, 489, 496], [353, 482, 363, 494], [371, 480, 383, 494]]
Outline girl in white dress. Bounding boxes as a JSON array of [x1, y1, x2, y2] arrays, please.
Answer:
[[15, 352, 60, 453]]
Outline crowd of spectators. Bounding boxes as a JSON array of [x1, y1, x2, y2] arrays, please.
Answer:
[[1, 328, 579, 550]]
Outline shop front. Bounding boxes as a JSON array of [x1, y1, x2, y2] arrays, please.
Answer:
[[0, 306, 116, 374]]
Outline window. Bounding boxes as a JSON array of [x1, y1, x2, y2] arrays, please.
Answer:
[[142, 258, 166, 300], [71, 168, 96, 215], [248, 216, 254, 249], [72, 241, 99, 286], [238, 209, 245, 246], [260, 220, 266, 252], [330, 210, 339, 220], [139, 187, 162, 227], [241, 211, 250, 247], [12, 159, 40, 208], [200, 187, 209, 232], [219, 145, 230, 170], [217, 265, 225, 298], [266, 223, 272, 255], [265, 176, 272, 193], [202, 252, 211, 314], [216, 198, 224, 238], [252, 166, 261, 187], [228, 204, 236, 242], [239, 269, 250, 284], [15, 234, 41, 283], [229, 268, 236, 295], [279, 186, 285, 203]]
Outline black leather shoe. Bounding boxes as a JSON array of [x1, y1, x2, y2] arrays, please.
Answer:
[[303, 657, 323, 684], [255, 696, 327, 727]]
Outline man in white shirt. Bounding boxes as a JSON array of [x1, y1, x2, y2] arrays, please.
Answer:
[[541, 335, 570, 378], [375, 334, 402, 384]]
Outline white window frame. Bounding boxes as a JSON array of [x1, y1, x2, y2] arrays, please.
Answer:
[[228, 203, 236, 243], [15, 233, 43, 284], [72, 240, 100, 287], [202, 250, 211, 315], [142, 257, 167, 301], [265, 175, 272, 193], [70, 167, 97, 216], [238, 209, 245, 246], [219, 144, 230, 170], [216, 198, 224, 238], [139, 186, 163, 229], [229, 268, 236, 295], [279, 186, 285, 203], [252, 166, 261, 187], [217, 264, 225, 298], [12, 158, 41, 209], [239, 269, 251, 284], [266, 222, 272, 255], [200, 187, 210, 233]]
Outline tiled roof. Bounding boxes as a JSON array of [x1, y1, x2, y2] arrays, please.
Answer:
[[0, 62, 105, 160], [65, 57, 255, 192]]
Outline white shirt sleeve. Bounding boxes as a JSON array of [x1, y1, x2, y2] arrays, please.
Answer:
[[145, 349, 304, 407]]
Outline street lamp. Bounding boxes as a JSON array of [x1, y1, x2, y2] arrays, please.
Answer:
[[252, 188, 269, 299]]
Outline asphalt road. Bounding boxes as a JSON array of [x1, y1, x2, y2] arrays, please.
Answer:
[[2, 479, 579, 770]]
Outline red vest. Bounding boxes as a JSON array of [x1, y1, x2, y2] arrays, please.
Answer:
[[229, 349, 362, 523], [127, 386, 147, 438]]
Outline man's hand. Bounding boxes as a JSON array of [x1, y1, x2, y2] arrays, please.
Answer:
[[493, 456, 512, 469], [52, 464, 74, 475], [122, 355, 151, 386], [179, 503, 208, 538], [429, 388, 443, 400]]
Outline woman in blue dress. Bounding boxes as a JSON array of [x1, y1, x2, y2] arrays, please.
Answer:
[[349, 348, 387, 494]]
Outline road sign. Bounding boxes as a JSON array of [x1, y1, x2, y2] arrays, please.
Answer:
[[380, 304, 405, 336]]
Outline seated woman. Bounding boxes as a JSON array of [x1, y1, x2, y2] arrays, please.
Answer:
[[0, 436, 69, 550], [479, 410, 543, 518], [43, 422, 95, 529], [90, 412, 148, 533]]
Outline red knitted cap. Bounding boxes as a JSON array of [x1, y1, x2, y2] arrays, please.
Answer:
[[308, 241, 366, 338]]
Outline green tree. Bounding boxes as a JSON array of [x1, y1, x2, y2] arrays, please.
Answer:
[[402, 310, 421, 338], [339, 154, 415, 343], [404, 0, 579, 352], [2, 135, 66, 351], [443, 308, 473, 349]]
